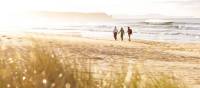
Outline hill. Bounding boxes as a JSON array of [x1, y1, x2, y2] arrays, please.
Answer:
[[34, 12, 113, 22]]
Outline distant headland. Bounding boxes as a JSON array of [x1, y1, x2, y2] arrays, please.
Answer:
[[33, 11, 113, 22]]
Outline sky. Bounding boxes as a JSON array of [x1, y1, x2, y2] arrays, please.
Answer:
[[0, 0, 200, 18]]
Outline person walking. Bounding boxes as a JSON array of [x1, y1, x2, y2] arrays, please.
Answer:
[[127, 26, 133, 41], [113, 26, 118, 40], [119, 27, 125, 41]]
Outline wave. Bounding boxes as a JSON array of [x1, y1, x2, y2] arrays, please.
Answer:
[[143, 19, 174, 25]]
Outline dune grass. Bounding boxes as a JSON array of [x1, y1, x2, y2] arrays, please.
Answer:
[[0, 38, 188, 88]]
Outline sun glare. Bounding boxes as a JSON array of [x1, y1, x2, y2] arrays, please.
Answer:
[[0, 0, 199, 28]]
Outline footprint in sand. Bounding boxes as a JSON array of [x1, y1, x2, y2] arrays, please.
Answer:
[[1, 35, 7, 37], [6, 37, 12, 40]]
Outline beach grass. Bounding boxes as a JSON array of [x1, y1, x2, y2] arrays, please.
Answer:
[[0, 37, 189, 88]]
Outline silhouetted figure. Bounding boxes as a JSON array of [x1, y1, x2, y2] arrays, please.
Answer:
[[119, 27, 125, 41], [127, 27, 133, 41], [113, 26, 118, 40]]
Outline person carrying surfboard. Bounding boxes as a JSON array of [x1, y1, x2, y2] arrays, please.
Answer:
[[113, 26, 118, 40], [127, 26, 133, 41], [119, 27, 125, 41]]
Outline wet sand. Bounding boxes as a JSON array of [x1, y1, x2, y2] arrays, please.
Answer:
[[0, 34, 200, 88]]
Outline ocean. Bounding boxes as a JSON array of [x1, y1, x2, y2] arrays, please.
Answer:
[[1, 18, 200, 43]]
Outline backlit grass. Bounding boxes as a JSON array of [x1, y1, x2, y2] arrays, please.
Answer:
[[0, 37, 188, 88]]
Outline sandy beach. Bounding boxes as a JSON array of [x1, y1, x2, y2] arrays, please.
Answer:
[[0, 33, 200, 88], [1, 0, 200, 87]]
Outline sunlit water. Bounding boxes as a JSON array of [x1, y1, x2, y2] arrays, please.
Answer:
[[1, 18, 200, 43]]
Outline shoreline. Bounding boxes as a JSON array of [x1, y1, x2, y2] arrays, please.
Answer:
[[24, 31, 200, 43]]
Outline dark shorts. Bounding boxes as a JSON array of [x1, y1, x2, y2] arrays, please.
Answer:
[[114, 32, 117, 36]]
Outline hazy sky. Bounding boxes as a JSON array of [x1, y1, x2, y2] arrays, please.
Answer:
[[0, 0, 200, 17]]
